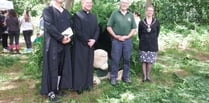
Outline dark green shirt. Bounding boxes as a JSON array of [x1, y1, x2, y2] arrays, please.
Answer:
[[107, 10, 136, 36]]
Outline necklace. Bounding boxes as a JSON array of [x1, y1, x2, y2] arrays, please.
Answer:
[[147, 25, 151, 32], [143, 18, 156, 32]]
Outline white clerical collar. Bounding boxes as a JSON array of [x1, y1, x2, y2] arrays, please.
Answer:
[[83, 10, 90, 14], [52, 3, 64, 12]]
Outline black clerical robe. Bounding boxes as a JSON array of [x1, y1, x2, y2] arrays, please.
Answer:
[[72, 10, 99, 90], [41, 6, 72, 95]]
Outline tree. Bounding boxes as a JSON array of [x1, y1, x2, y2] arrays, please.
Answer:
[[152, 0, 209, 25], [39, 0, 48, 4], [64, 0, 74, 9]]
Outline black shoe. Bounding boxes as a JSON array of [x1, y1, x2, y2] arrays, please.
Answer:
[[142, 79, 146, 82], [122, 78, 132, 84], [110, 79, 116, 86], [146, 78, 152, 82], [76, 90, 83, 94], [48, 92, 59, 102]]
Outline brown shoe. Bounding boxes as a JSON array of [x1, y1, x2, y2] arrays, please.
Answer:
[[16, 49, 21, 54], [10, 49, 14, 54]]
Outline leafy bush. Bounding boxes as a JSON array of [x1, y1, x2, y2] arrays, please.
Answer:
[[153, 0, 209, 25], [92, 1, 117, 31], [24, 36, 44, 79]]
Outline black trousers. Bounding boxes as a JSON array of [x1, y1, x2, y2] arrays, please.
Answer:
[[2, 33, 8, 48], [0, 31, 2, 40], [8, 31, 20, 45], [23, 30, 33, 48]]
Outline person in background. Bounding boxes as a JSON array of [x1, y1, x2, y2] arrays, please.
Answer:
[[1, 10, 9, 53], [133, 11, 141, 33], [107, 0, 136, 86], [33, 32, 41, 44], [138, 5, 160, 82], [72, 0, 99, 94], [19, 9, 33, 53], [0, 12, 2, 41], [40, 0, 73, 102], [6, 9, 20, 54], [39, 16, 44, 36]]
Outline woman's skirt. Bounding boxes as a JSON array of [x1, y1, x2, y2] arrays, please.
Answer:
[[139, 51, 157, 63]]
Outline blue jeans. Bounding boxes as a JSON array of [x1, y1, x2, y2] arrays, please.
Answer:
[[110, 38, 132, 80]]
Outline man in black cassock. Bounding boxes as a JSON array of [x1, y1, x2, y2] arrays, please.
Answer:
[[40, 0, 72, 101], [72, 0, 99, 94]]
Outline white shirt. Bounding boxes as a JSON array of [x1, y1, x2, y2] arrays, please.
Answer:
[[19, 16, 33, 31], [134, 17, 141, 34]]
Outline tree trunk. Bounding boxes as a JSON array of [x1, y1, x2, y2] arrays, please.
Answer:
[[146, 0, 152, 8], [64, 0, 74, 9]]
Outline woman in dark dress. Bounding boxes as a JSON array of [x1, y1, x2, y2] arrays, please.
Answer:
[[138, 5, 160, 82]]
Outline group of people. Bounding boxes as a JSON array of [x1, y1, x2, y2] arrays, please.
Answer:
[[0, 9, 33, 54], [41, 0, 160, 102]]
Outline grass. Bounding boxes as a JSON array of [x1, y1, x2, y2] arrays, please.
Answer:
[[0, 55, 19, 69], [0, 48, 206, 103], [94, 48, 209, 103]]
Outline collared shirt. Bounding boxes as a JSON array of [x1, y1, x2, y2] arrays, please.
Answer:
[[107, 9, 136, 36]]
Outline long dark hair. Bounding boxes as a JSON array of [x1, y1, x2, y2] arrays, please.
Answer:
[[24, 10, 30, 22], [8, 9, 17, 17]]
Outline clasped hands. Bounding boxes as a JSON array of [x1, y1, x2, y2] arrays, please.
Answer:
[[62, 36, 71, 44], [88, 39, 96, 48], [115, 35, 129, 41]]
